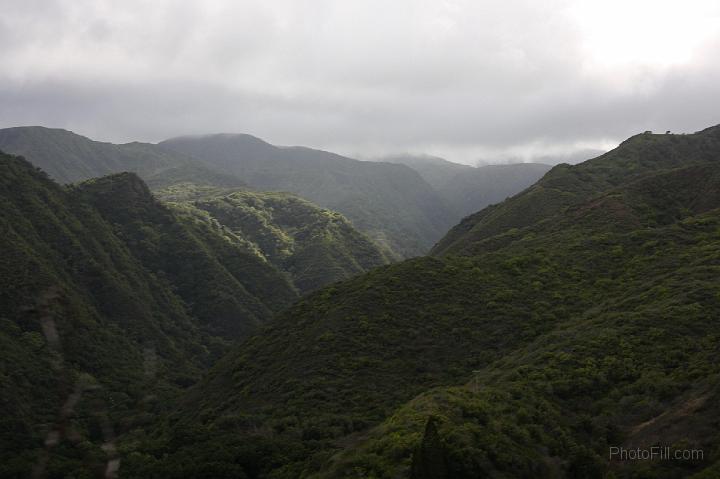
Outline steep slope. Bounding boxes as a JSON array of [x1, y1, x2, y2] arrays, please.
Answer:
[[156, 183, 391, 293], [0, 126, 244, 188], [75, 175, 297, 338], [318, 166, 720, 478], [0, 127, 455, 258], [159, 134, 455, 257], [0, 152, 296, 477], [128, 127, 720, 478], [381, 154, 551, 219], [433, 127, 720, 256]]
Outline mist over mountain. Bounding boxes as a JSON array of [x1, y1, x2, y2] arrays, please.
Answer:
[[159, 134, 456, 257], [433, 126, 720, 256], [378, 154, 475, 190], [0, 126, 245, 188], [381, 154, 552, 219], [530, 148, 608, 166], [0, 127, 475, 259]]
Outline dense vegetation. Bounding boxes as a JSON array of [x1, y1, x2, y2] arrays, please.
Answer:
[[123, 126, 720, 478], [159, 134, 455, 257], [0, 127, 548, 260], [0, 154, 296, 477], [433, 127, 720, 256], [75, 174, 298, 338], [5, 125, 720, 478], [156, 183, 391, 293]]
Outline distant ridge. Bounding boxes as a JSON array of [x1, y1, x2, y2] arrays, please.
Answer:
[[0, 127, 458, 258], [380, 154, 552, 220], [160, 133, 456, 257], [0, 126, 245, 188], [433, 124, 720, 256]]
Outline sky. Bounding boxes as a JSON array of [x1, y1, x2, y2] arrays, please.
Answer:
[[2, 0, 720, 165]]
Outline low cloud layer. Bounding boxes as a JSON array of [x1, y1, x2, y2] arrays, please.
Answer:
[[2, 0, 720, 164]]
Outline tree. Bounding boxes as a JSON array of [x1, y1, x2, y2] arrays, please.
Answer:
[[410, 416, 449, 479]]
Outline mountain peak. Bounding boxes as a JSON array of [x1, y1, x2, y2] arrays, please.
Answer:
[[161, 132, 275, 149], [76, 171, 156, 215], [695, 122, 720, 137], [0, 125, 96, 142]]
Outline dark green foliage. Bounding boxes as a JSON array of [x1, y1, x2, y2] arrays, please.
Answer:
[[132, 126, 720, 478], [410, 416, 449, 479], [156, 183, 391, 293], [76, 175, 297, 337], [433, 125, 720, 256], [0, 153, 295, 476], [6, 124, 720, 478], [159, 134, 455, 257], [0, 126, 457, 258]]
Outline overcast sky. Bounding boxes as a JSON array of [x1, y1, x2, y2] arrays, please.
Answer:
[[2, 0, 720, 165]]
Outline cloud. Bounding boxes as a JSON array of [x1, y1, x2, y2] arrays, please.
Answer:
[[1, 0, 719, 164]]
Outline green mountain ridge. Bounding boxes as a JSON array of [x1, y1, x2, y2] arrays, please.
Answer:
[[433, 127, 720, 256], [319, 130, 720, 478], [159, 134, 456, 258], [0, 126, 246, 188], [125, 125, 720, 478], [74, 174, 298, 338], [156, 183, 391, 294], [0, 125, 392, 293], [0, 127, 553, 260], [0, 127, 460, 259], [0, 153, 297, 477], [0, 148, 394, 477]]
